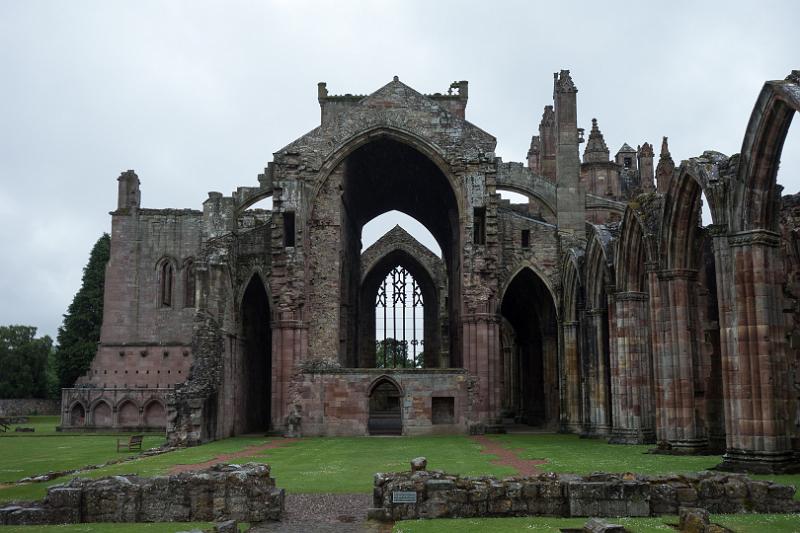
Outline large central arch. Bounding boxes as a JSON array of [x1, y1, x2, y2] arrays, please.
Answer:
[[308, 132, 462, 368]]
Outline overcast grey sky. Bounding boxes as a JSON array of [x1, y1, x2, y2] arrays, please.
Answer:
[[1, 0, 798, 340]]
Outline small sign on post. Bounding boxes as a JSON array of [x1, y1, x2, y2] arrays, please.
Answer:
[[392, 491, 418, 504]]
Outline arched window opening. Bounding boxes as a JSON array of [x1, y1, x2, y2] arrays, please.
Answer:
[[238, 195, 273, 230], [497, 190, 528, 204], [701, 190, 712, 227], [159, 261, 174, 307], [183, 259, 196, 308], [362, 211, 442, 257], [375, 266, 424, 368]]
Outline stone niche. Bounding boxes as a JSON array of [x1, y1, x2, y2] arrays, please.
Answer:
[[369, 468, 799, 521], [0, 463, 284, 525]]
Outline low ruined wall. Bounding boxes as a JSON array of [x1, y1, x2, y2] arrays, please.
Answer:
[[0, 463, 283, 525], [369, 469, 799, 521], [0, 399, 59, 416]]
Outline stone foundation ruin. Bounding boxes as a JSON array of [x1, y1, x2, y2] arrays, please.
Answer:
[[0, 463, 284, 526], [369, 465, 799, 521]]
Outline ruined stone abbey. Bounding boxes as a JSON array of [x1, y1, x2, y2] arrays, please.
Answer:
[[60, 70, 800, 474]]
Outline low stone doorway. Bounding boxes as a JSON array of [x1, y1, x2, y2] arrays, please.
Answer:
[[368, 379, 402, 435]]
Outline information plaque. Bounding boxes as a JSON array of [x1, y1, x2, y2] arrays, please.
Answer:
[[392, 491, 418, 504]]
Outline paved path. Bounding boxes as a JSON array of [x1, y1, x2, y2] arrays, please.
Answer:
[[249, 493, 391, 533], [471, 434, 548, 476], [168, 438, 298, 475]]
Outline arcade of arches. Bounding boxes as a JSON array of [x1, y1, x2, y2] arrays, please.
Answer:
[[61, 71, 800, 473]]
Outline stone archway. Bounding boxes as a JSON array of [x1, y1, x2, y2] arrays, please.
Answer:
[[238, 274, 272, 434], [307, 135, 462, 368], [500, 267, 559, 428]]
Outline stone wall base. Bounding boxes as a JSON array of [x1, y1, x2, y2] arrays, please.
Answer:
[[0, 463, 284, 525], [716, 449, 800, 474], [608, 428, 656, 445], [370, 468, 799, 521]]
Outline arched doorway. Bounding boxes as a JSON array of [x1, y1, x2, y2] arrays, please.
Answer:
[[239, 274, 272, 433], [500, 268, 559, 427], [309, 135, 461, 367], [368, 378, 402, 435]]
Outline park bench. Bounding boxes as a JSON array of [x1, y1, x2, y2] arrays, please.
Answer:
[[116, 434, 143, 452]]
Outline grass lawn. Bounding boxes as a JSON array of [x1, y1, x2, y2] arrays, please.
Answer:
[[240, 435, 515, 493], [392, 514, 800, 532], [1, 430, 798, 532], [489, 433, 800, 499]]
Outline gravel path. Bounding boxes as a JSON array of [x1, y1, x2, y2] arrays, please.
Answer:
[[471, 434, 548, 476], [249, 493, 391, 532]]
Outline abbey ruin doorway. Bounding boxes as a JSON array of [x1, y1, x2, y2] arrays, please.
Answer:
[[500, 268, 559, 427], [368, 378, 403, 435], [239, 274, 272, 433], [336, 136, 461, 368]]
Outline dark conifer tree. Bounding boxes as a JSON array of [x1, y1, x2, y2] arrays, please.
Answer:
[[55, 233, 110, 388]]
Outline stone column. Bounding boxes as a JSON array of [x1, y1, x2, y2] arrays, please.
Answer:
[[463, 312, 502, 426], [609, 291, 656, 444], [271, 310, 308, 432], [583, 308, 611, 436], [652, 268, 708, 452], [716, 230, 796, 473], [561, 320, 582, 432]]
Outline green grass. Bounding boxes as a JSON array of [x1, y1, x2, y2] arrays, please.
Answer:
[[0, 436, 270, 502], [0, 416, 164, 437], [0, 435, 166, 483], [239, 435, 514, 493], [488, 434, 800, 499], [392, 514, 800, 532], [1, 431, 798, 532], [490, 433, 719, 475]]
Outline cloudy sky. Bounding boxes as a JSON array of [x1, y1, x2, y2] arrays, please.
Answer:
[[1, 0, 798, 340]]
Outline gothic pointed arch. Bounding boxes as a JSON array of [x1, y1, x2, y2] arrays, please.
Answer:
[[583, 224, 616, 436], [734, 72, 800, 232], [499, 265, 559, 428], [560, 247, 584, 432]]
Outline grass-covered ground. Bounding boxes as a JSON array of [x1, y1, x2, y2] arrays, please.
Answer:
[[392, 514, 800, 532], [0, 418, 798, 532]]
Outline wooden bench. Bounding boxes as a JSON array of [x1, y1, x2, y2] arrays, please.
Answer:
[[116, 434, 143, 452]]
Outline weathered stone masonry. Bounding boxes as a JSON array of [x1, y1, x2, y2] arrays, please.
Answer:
[[64, 70, 800, 474]]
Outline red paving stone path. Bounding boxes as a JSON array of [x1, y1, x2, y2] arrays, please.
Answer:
[[168, 438, 298, 475], [471, 435, 548, 476]]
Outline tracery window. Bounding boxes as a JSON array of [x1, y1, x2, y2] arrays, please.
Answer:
[[375, 266, 424, 368]]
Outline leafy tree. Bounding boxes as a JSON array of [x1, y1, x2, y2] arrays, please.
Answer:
[[376, 338, 408, 368], [0, 325, 52, 398], [55, 233, 110, 388]]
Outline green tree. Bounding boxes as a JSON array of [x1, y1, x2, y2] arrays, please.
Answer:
[[0, 325, 52, 398], [55, 233, 110, 388], [376, 338, 408, 368]]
